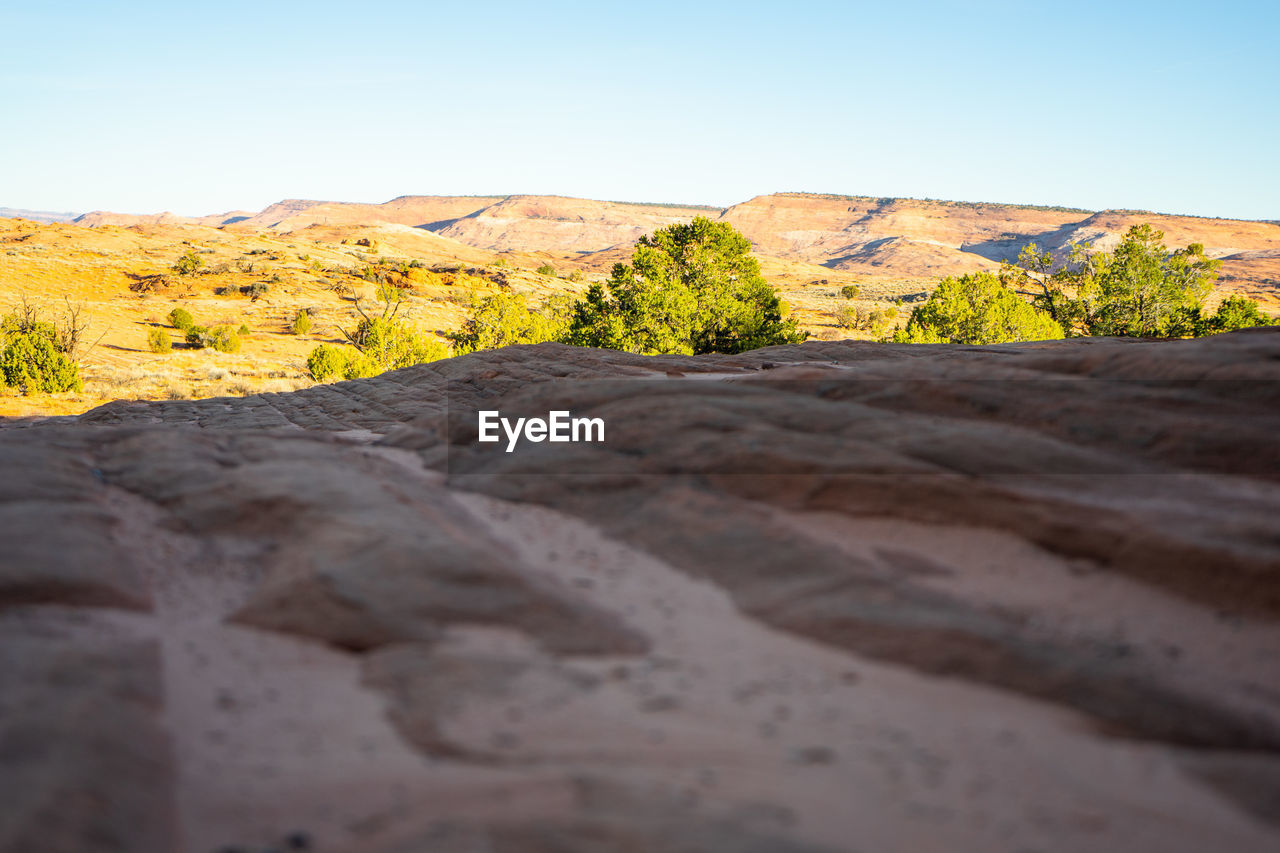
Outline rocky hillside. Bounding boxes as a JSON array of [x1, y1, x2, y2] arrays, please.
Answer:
[[2, 330, 1278, 852], [719, 195, 1280, 293], [432, 195, 722, 254], [58, 192, 1280, 304], [719, 194, 1085, 274], [0, 207, 79, 224]]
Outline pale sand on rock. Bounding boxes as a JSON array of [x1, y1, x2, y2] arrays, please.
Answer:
[[2, 332, 1279, 851]]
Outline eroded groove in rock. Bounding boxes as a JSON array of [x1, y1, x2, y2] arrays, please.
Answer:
[[1, 330, 1278, 851], [0, 630, 176, 853], [0, 436, 151, 611]]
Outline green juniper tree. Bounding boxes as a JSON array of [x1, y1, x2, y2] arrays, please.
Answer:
[[893, 272, 1063, 344], [1009, 225, 1224, 337], [565, 217, 805, 355], [449, 292, 569, 355], [0, 307, 83, 393]]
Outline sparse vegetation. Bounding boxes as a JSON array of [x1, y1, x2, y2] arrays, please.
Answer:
[[1, 205, 1275, 417], [1200, 294, 1275, 334], [1, 332, 83, 393], [306, 323, 449, 381], [343, 316, 446, 369], [168, 307, 194, 331], [52, 298, 94, 358], [170, 306, 246, 352], [564, 217, 806, 355], [147, 328, 172, 353], [1010, 225, 1229, 338], [306, 344, 352, 381], [172, 250, 204, 276], [836, 303, 898, 336], [449, 292, 569, 354], [893, 272, 1064, 344], [896, 224, 1274, 345], [209, 325, 242, 353], [0, 304, 84, 394], [185, 326, 211, 348], [307, 281, 449, 381]]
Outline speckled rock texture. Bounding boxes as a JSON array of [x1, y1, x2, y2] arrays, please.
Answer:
[[2, 330, 1278, 852]]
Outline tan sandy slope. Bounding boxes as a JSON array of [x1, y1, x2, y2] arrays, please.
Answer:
[[70, 191, 1280, 300]]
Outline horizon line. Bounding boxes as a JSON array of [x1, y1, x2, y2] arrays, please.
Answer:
[[3, 191, 1278, 226]]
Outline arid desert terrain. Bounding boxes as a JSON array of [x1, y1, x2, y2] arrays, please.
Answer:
[[1, 195, 1279, 852], [3, 193, 1278, 417]]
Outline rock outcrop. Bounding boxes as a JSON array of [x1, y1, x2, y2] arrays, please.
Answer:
[[2, 330, 1279, 852]]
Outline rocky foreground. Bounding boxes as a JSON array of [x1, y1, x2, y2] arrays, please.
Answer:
[[2, 331, 1279, 852]]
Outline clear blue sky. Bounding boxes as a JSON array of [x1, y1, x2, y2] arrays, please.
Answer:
[[2, 1, 1276, 219]]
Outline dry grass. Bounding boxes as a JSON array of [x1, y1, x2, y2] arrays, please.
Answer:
[[0, 217, 946, 416]]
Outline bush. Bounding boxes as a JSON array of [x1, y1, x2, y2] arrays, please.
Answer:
[[185, 325, 211, 348], [0, 300, 90, 393], [314, 280, 451, 380], [836, 303, 898, 335], [342, 353, 382, 379], [450, 292, 569, 354], [209, 326, 241, 353], [0, 313, 59, 348], [1203, 295, 1275, 333], [307, 344, 350, 381], [242, 282, 268, 301], [307, 333, 438, 382], [168, 307, 194, 331], [536, 263, 557, 276], [840, 284, 860, 299], [0, 331, 83, 394], [1013, 225, 1222, 337], [566, 217, 805, 355], [346, 316, 447, 369], [147, 328, 172, 353], [313, 309, 450, 382], [172, 250, 203, 276], [291, 309, 311, 335], [894, 272, 1064, 344], [237, 323, 250, 337]]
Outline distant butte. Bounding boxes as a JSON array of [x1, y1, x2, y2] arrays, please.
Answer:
[[58, 192, 1280, 297]]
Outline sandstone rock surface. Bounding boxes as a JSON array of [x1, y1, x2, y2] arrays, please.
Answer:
[[2, 330, 1279, 852]]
